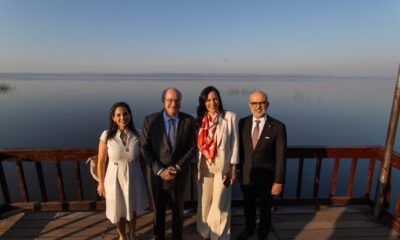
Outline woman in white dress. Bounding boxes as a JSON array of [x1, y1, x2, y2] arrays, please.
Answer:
[[97, 102, 148, 240]]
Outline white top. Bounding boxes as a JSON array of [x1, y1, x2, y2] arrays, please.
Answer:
[[100, 129, 140, 163], [99, 129, 148, 223]]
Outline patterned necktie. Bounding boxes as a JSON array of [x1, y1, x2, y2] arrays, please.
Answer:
[[252, 120, 261, 149], [168, 119, 176, 151]]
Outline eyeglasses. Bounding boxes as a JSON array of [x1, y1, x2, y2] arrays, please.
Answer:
[[250, 101, 267, 106], [164, 98, 181, 104]]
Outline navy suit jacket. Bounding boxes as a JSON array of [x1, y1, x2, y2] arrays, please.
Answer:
[[238, 114, 287, 186], [140, 111, 196, 188]]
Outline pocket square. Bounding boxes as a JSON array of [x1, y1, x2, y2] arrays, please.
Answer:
[[265, 136, 270, 139]]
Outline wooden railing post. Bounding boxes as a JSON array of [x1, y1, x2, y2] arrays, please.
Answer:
[[16, 161, 29, 202], [55, 161, 66, 202], [0, 162, 11, 203], [395, 190, 400, 220], [329, 158, 340, 197], [313, 158, 322, 199], [347, 158, 358, 197], [374, 65, 400, 218], [295, 158, 304, 198], [364, 158, 375, 198], [73, 161, 84, 201], [35, 162, 47, 202]]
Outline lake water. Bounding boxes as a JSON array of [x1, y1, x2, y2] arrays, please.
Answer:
[[0, 73, 399, 211]]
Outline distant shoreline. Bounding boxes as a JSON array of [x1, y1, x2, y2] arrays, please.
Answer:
[[0, 72, 392, 81]]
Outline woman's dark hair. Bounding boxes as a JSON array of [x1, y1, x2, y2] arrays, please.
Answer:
[[196, 86, 225, 126], [107, 102, 138, 140]]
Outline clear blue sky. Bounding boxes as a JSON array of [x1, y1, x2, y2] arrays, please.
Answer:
[[1, 0, 399, 77]]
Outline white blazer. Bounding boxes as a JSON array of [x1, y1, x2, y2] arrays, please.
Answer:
[[196, 111, 239, 179]]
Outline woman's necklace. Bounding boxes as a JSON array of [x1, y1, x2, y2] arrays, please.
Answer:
[[120, 130, 129, 152]]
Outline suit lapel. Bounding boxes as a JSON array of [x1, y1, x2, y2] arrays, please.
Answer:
[[243, 116, 253, 148], [254, 115, 272, 150], [157, 112, 171, 154], [174, 112, 185, 152]]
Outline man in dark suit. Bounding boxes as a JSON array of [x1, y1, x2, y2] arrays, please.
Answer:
[[141, 87, 196, 240], [237, 91, 287, 240]]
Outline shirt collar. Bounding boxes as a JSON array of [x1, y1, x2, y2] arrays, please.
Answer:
[[252, 114, 267, 123], [163, 110, 179, 122]]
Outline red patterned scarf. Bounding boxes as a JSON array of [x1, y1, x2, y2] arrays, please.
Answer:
[[197, 114, 219, 164]]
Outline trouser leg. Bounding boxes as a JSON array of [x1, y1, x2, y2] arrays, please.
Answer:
[[153, 188, 168, 240], [197, 175, 214, 238], [170, 179, 186, 240], [257, 180, 273, 236], [241, 184, 257, 233], [208, 172, 231, 240]]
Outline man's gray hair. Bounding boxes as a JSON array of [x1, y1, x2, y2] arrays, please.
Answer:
[[161, 87, 182, 101]]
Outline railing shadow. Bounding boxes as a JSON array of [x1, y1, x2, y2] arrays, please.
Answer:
[[0, 210, 56, 238], [272, 206, 398, 239]]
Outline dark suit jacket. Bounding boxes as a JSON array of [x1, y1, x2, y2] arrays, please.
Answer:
[[140, 110, 196, 187], [238, 114, 287, 186]]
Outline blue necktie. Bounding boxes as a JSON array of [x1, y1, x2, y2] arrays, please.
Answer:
[[168, 119, 176, 151]]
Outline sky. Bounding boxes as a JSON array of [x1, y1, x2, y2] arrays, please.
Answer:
[[1, 0, 400, 77]]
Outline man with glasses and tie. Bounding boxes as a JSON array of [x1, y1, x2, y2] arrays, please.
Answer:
[[141, 87, 196, 240], [237, 91, 287, 240]]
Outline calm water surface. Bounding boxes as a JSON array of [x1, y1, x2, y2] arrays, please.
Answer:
[[0, 74, 398, 210]]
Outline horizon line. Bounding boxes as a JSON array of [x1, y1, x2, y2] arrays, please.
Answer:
[[0, 72, 393, 79]]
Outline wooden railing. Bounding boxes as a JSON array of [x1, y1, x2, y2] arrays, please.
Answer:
[[0, 146, 399, 230]]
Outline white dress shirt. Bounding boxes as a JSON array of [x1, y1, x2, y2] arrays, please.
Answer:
[[251, 114, 267, 139]]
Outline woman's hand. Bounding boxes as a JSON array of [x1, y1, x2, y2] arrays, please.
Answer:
[[97, 140, 108, 197], [223, 164, 236, 186], [229, 165, 236, 185], [97, 183, 106, 197]]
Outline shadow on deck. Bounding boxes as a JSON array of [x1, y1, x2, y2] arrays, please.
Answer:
[[0, 206, 399, 240]]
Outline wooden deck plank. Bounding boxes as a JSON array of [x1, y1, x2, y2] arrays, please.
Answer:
[[275, 228, 399, 239], [0, 207, 398, 240], [273, 220, 383, 230]]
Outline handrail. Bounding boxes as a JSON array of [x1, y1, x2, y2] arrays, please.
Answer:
[[0, 146, 399, 231]]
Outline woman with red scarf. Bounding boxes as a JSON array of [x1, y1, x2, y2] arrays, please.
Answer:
[[195, 86, 239, 240]]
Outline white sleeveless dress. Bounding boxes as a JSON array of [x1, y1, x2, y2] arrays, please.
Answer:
[[100, 130, 148, 224]]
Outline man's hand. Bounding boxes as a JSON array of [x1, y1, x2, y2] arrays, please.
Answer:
[[271, 183, 282, 196], [167, 166, 177, 177], [160, 166, 177, 181]]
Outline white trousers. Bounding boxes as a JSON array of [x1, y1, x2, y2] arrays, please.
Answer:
[[197, 158, 232, 240]]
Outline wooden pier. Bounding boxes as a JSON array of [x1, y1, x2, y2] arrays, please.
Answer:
[[0, 146, 399, 239], [0, 207, 399, 239]]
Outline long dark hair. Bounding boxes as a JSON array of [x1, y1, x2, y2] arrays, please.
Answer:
[[196, 86, 225, 126], [107, 102, 138, 140]]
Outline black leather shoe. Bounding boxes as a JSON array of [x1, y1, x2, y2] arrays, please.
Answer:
[[236, 230, 255, 240], [257, 231, 269, 240], [257, 234, 267, 240]]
